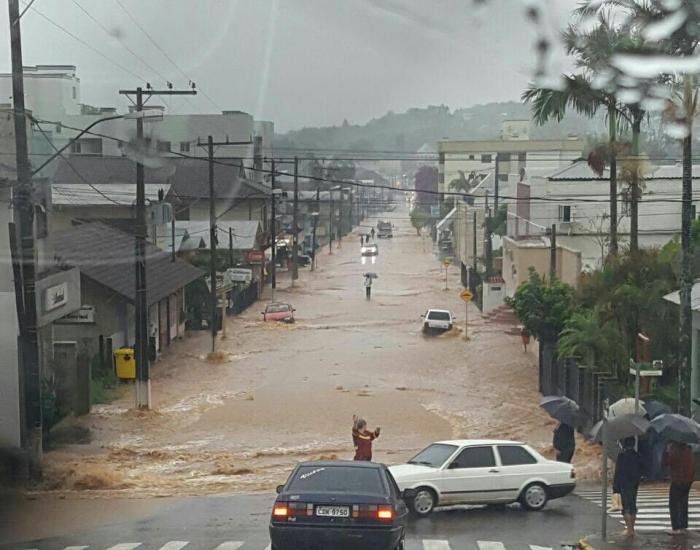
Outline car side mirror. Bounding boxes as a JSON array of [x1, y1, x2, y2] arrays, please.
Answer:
[[402, 488, 417, 500], [276, 484, 285, 494]]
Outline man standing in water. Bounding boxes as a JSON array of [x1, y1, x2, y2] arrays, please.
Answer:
[[352, 415, 380, 461], [364, 274, 373, 300], [614, 437, 643, 537]]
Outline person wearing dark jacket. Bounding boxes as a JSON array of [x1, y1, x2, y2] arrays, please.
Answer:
[[664, 441, 695, 535], [553, 422, 575, 463], [614, 437, 643, 537]]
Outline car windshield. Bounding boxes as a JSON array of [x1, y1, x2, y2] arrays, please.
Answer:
[[267, 304, 290, 313], [287, 466, 385, 494], [428, 311, 451, 321], [408, 444, 458, 468]]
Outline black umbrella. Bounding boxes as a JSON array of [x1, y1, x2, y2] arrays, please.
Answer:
[[644, 400, 672, 420], [540, 395, 582, 426], [363, 272, 379, 279], [650, 414, 700, 444], [589, 414, 650, 443]]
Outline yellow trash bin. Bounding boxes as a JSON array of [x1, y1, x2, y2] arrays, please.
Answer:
[[114, 347, 135, 379]]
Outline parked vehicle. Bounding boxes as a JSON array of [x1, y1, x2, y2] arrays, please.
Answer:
[[421, 309, 454, 332], [270, 460, 411, 550], [262, 302, 296, 323], [389, 439, 576, 516], [377, 221, 393, 238], [361, 244, 379, 256]]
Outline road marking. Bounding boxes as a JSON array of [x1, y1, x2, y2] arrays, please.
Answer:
[[156, 542, 189, 550], [63, 547, 89, 550], [104, 545, 141, 550], [477, 542, 506, 550], [422, 540, 451, 550], [529, 546, 553, 550], [211, 543, 244, 550]]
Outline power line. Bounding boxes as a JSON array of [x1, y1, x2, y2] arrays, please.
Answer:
[[26, 2, 145, 81]]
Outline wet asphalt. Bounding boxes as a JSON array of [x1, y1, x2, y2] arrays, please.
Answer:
[[1, 491, 600, 549]]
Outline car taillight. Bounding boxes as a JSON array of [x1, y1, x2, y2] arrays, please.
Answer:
[[377, 507, 393, 520], [272, 505, 288, 517]]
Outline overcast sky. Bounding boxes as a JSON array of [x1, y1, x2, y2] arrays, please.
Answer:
[[1, 0, 580, 132]]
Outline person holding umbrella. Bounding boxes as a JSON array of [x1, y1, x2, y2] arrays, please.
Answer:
[[664, 441, 695, 535], [613, 437, 643, 537], [553, 421, 575, 463]]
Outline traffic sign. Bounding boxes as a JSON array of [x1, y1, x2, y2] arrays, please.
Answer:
[[442, 258, 452, 267], [460, 289, 473, 302]]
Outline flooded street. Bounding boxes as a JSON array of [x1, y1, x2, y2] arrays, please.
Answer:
[[39, 205, 598, 497]]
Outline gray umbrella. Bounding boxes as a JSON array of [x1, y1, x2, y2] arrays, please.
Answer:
[[589, 414, 650, 443], [644, 400, 672, 420], [363, 272, 379, 279], [650, 414, 700, 444], [540, 395, 582, 426]]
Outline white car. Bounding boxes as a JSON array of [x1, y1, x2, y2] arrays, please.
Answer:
[[421, 309, 454, 332], [389, 439, 576, 516], [361, 244, 379, 256]]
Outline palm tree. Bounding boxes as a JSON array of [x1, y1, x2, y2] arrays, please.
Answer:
[[557, 309, 625, 369]]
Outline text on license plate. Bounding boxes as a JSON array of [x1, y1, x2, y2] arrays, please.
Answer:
[[315, 506, 350, 517]]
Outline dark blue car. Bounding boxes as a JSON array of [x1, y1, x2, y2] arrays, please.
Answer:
[[269, 460, 411, 550]]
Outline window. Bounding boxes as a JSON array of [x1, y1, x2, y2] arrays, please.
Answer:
[[559, 205, 572, 222], [438, 152, 445, 164], [518, 152, 527, 163], [427, 311, 451, 321], [497, 445, 537, 466], [408, 443, 458, 468], [481, 154, 492, 164], [287, 465, 385, 494], [180, 141, 191, 153], [448, 446, 496, 469], [70, 138, 102, 155], [469, 154, 475, 160]]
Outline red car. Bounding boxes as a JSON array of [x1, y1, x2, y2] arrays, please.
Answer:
[[262, 302, 296, 323]]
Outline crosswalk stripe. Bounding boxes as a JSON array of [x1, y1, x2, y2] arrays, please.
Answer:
[[63, 547, 89, 550], [104, 544, 141, 550], [422, 541, 451, 550], [529, 546, 553, 550], [211, 543, 244, 550], [477, 543, 506, 550], [156, 542, 189, 550]]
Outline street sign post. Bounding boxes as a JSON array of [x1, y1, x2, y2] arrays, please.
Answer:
[[460, 289, 473, 339], [442, 258, 452, 290]]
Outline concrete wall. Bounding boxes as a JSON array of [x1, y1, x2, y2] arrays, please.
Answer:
[[502, 236, 582, 296]]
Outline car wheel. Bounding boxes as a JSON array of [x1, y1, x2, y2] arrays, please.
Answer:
[[410, 487, 436, 517], [520, 482, 548, 511]]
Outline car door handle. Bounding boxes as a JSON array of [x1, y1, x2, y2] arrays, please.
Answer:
[[489, 469, 500, 473]]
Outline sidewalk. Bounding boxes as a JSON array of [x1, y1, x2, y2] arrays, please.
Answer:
[[580, 531, 700, 549]]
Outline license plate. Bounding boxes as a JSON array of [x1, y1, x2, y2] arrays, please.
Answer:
[[315, 505, 350, 517]]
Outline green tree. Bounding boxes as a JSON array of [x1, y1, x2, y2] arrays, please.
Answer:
[[557, 309, 625, 369], [508, 268, 575, 340], [410, 207, 430, 236]]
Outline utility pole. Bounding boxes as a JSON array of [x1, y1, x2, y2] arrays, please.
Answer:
[[484, 194, 493, 277], [171, 216, 176, 262], [329, 190, 334, 255], [119, 84, 195, 409], [472, 211, 478, 274], [550, 224, 557, 283], [494, 152, 500, 212], [680, 75, 694, 416], [229, 227, 234, 268], [311, 185, 320, 271], [271, 159, 278, 299], [9, 0, 42, 474], [608, 106, 618, 257], [337, 189, 343, 248], [292, 156, 299, 283], [197, 135, 250, 353]]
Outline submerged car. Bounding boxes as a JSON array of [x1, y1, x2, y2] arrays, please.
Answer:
[[270, 460, 411, 550], [262, 302, 296, 323], [421, 309, 454, 332], [361, 244, 379, 256], [389, 440, 575, 516]]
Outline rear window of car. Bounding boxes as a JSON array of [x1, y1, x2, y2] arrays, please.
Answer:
[[428, 311, 451, 321], [497, 445, 538, 466], [287, 465, 385, 494]]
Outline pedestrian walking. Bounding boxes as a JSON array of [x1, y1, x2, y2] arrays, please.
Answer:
[[613, 437, 643, 537], [664, 441, 695, 535], [553, 421, 575, 463], [360, 234, 364, 246], [370, 228, 375, 240], [352, 415, 380, 461], [364, 274, 372, 300], [520, 327, 531, 352]]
